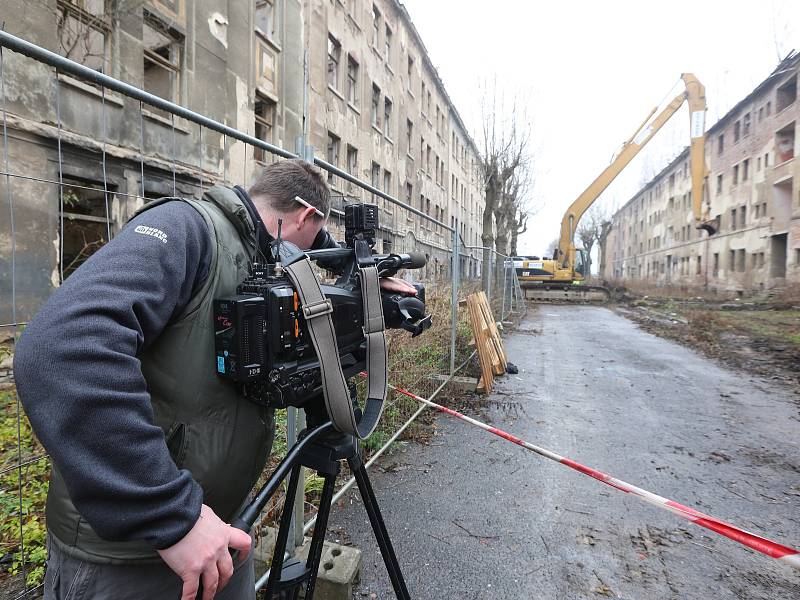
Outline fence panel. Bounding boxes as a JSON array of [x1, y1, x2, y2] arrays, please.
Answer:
[[0, 31, 527, 598]]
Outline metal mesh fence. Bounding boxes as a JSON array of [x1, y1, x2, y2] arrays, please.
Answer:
[[0, 30, 525, 598]]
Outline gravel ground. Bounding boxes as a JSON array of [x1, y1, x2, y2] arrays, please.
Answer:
[[328, 305, 800, 599]]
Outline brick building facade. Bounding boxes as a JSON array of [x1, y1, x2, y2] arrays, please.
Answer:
[[0, 0, 485, 326], [603, 53, 800, 293]]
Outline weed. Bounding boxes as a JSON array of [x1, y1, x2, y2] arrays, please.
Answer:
[[0, 388, 49, 588]]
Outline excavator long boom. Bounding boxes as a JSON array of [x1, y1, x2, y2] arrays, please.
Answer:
[[556, 73, 716, 269]]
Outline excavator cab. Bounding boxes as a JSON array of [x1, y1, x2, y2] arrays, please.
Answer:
[[574, 249, 589, 280]]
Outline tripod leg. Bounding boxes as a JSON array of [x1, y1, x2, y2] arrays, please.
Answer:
[[265, 463, 302, 599], [303, 471, 338, 599], [349, 456, 411, 600]]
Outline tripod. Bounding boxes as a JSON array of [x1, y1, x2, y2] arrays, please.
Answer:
[[232, 421, 411, 599]]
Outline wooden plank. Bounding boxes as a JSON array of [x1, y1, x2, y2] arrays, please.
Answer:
[[467, 293, 494, 393], [477, 292, 508, 367], [481, 293, 508, 366]]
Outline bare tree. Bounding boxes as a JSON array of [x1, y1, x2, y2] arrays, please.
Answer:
[[509, 210, 528, 257], [575, 204, 613, 277], [476, 84, 532, 289]]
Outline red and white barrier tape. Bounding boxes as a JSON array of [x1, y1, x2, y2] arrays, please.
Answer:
[[388, 383, 800, 570]]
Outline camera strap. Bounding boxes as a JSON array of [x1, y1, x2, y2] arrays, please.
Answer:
[[283, 241, 388, 439]]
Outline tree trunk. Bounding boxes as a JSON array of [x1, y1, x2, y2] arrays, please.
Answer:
[[481, 175, 499, 292]]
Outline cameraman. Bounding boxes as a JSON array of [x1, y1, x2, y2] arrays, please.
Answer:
[[14, 159, 414, 600]]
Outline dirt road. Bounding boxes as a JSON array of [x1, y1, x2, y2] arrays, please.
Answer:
[[330, 305, 800, 599]]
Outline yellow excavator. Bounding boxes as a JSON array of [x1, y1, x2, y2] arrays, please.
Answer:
[[519, 73, 718, 302]]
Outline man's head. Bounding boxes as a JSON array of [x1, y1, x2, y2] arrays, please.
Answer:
[[248, 159, 330, 249]]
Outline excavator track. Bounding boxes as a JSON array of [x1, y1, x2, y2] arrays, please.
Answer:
[[522, 284, 610, 304]]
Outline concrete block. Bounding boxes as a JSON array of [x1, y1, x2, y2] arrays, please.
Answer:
[[295, 537, 362, 600], [251, 526, 362, 600]]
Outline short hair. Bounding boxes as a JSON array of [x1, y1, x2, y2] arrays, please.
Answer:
[[248, 159, 330, 220]]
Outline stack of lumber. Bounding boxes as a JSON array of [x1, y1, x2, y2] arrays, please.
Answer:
[[465, 292, 508, 393]]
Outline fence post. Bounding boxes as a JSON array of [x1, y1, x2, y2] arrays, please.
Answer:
[[486, 251, 493, 305], [450, 221, 459, 375], [501, 254, 508, 320], [289, 52, 312, 551]]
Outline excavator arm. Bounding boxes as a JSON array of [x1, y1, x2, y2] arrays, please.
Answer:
[[555, 73, 717, 270]]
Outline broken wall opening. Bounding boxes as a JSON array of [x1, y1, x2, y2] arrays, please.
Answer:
[[775, 121, 795, 164], [772, 178, 793, 233], [776, 75, 797, 113], [770, 233, 788, 279]]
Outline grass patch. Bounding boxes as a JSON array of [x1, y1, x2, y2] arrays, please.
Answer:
[[0, 388, 49, 589]]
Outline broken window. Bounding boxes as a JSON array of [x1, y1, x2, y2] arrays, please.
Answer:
[[728, 250, 735, 272], [776, 75, 797, 113], [254, 93, 276, 163], [696, 256, 701, 275], [384, 97, 392, 137], [327, 35, 341, 89], [775, 121, 795, 164], [733, 164, 739, 186], [421, 81, 427, 116], [60, 177, 114, 280], [713, 253, 719, 277], [718, 134, 724, 155], [734, 120, 741, 142], [743, 112, 751, 136], [372, 4, 381, 48], [371, 161, 380, 202], [57, 0, 110, 72], [731, 208, 737, 230], [407, 55, 414, 90], [759, 252, 765, 268], [740, 205, 746, 228], [743, 158, 750, 181], [255, 0, 275, 39], [406, 119, 413, 155], [143, 13, 183, 115], [405, 182, 412, 204], [371, 84, 381, 128], [326, 132, 340, 182], [716, 174, 723, 196], [346, 144, 358, 176], [383, 169, 392, 197], [737, 249, 746, 272], [346, 54, 358, 105], [384, 25, 392, 62]]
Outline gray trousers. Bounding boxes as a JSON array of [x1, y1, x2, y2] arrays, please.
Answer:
[[44, 536, 255, 600]]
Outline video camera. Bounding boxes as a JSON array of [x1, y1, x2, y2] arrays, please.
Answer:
[[213, 203, 432, 417]]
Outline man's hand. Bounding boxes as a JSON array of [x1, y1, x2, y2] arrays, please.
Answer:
[[157, 504, 251, 600], [379, 276, 418, 295]]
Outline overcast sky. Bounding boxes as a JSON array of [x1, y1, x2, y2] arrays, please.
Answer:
[[402, 0, 800, 257]]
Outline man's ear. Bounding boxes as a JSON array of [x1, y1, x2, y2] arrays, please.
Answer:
[[297, 206, 319, 228]]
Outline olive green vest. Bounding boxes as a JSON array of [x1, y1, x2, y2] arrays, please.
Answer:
[[47, 187, 275, 564]]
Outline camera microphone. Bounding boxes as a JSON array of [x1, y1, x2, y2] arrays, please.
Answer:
[[402, 252, 427, 270], [376, 252, 427, 277]]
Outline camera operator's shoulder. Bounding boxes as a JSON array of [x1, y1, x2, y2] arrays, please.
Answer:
[[121, 200, 211, 251]]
